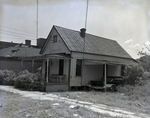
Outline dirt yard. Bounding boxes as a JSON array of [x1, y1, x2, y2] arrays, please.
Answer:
[[55, 91, 150, 115], [0, 86, 150, 118], [0, 90, 122, 118]]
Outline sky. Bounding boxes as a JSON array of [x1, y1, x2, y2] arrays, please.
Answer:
[[0, 0, 150, 59]]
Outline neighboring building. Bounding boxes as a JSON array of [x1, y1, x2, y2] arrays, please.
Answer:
[[28, 25, 136, 92], [0, 41, 19, 49], [0, 38, 46, 49], [0, 39, 46, 73]]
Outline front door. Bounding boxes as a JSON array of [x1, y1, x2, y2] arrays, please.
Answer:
[[59, 59, 64, 75]]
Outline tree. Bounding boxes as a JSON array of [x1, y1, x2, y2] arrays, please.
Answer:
[[137, 55, 150, 72], [124, 64, 144, 86], [137, 43, 150, 72]]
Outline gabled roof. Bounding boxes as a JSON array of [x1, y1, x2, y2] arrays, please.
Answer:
[[41, 25, 132, 59], [0, 45, 41, 57]]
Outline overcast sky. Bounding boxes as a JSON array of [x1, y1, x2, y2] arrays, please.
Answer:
[[0, 0, 150, 59]]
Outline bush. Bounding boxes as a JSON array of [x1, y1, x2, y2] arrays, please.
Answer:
[[14, 70, 44, 91], [118, 80, 150, 102], [0, 70, 16, 85], [124, 64, 144, 86], [143, 71, 150, 80], [137, 55, 150, 72]]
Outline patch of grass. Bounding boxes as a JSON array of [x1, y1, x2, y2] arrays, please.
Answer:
[[55, 90, 149, 115], [117, 80, 150, 114], [0, 91, 124, 118]]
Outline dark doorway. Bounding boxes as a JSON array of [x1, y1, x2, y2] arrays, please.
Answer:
[[59, 59, 64, 75]]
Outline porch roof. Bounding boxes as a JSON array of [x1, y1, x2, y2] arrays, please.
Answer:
[[22, 53, 136, 65], [84, 58, 137, 65], [21, 53, 71, 60]]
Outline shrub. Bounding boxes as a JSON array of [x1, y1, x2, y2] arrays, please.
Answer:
[[0, 70, 16, 85], [118, 80, 150, 103], [0, 70, 5, 84], [143, 71, 150, 80], [124, 64, 144, 86], [14, 70, 44, 91], [137, 55, 150, 72]]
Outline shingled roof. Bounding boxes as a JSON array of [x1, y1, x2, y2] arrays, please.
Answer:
[[41, 25, 132, 59], [0, 45, 41, 57], [53, 26, 132, 59]]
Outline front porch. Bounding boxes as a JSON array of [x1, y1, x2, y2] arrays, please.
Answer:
[[21, 54, 71, 92], [45, 74, 68, 92], [41, 54, 71, 92]]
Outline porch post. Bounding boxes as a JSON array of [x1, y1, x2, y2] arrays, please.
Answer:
[[104, 63, 107, 92], [46, 58, 49, 83], [32, 59, 34, 73], [68, 59, 71, 90]]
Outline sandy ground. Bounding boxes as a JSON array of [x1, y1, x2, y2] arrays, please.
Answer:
[[0, 86, 150, 118]]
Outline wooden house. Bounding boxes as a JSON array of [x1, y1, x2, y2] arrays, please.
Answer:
[[28, 25, 136, 92]]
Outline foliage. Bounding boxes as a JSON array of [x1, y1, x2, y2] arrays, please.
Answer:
[[14, 70, 44, 91], [137, 43, 150, 56], [0, 69, 16, 85], [137, 55, 150, 72], [118, 72, 150, 104], [142, 71, 150, 80], [124, 64, 144, 86], [117, 80, 150, 103]]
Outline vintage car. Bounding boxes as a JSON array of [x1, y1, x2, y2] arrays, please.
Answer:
[[88, 76, 124, 92]]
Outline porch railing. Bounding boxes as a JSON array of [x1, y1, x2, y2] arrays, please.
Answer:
[[48, 74, 67, 83]]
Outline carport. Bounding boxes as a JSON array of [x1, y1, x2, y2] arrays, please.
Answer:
[[81, 57, 137, 91]]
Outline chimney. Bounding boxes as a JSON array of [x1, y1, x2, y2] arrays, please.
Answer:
[[25, 40, 31, 46], [37, 38, 46, 48], [80, 28, 86, 38]]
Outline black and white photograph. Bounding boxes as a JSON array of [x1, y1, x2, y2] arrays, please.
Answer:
[[0, 0, 150, 118]]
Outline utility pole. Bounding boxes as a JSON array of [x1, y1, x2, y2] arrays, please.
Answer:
[[36, 0, 38, 39], [81, 0, 89, 86]]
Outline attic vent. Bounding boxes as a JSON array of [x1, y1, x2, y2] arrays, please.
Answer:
[[53, 35, 57, 42]]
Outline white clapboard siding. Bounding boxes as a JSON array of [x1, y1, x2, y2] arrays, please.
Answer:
[[82, 65, 103, 86], [70, 77, 82, 86], [70, 58, 82, 86], [43, 28, 70, 55], [107, 65, 121, 76]]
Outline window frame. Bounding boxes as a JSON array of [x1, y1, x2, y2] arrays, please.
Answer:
[[53, 35, 57, 43], [76, 59, 82, 77]]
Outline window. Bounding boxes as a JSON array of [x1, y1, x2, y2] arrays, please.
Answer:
[[76, 59, 82, 76], [53, 35, 57, 42]]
